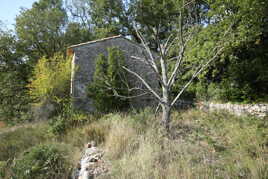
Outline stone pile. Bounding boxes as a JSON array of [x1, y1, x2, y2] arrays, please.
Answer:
[[73, 141, 108, 179]]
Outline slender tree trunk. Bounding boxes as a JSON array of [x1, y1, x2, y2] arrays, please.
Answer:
[[161, 104, 171, 132]]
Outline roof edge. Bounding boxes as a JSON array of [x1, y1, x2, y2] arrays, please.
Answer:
[[68, 35, 123, 49]]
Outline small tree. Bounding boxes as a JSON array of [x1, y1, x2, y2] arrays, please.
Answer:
[[87, 47, 130, 112], [115, 1, 234, 132]]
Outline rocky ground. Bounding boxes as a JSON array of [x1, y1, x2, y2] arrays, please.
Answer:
[[73, 141, 109, 179]]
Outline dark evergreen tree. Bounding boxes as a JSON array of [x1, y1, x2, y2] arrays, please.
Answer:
[[0, 28, 31, 122], [87, 47, 130, 112]]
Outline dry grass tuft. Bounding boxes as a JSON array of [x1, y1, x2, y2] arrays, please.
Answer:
[[104, 119, 138, 160]]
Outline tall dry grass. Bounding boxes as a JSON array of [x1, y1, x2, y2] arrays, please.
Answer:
[[96, 109, 268, 179], [1, 108, 268, 178]]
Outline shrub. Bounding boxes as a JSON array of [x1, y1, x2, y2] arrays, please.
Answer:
[[48, 103, 93, 135], [11, 143, 72, 179], [28, 53, 71, 117], [87, 47, 130, 112]]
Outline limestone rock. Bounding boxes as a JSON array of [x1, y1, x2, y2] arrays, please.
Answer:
[[73, 141, 108, 179]]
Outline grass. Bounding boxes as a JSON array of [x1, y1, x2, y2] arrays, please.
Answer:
[[0, 108, 268, 178], [0, 122, 50, 161]]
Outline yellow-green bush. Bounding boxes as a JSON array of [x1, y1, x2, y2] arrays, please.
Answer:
[[28, 54, 71, 103]]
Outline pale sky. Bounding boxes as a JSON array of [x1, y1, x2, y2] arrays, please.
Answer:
[[0, 0, 37, 29]]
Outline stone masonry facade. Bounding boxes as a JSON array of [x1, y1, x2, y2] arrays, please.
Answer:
[[68, 35, 157, 112]]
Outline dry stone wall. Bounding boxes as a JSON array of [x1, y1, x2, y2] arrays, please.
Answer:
[[198, 102, 268, 118], [175, 100, 268, 118]]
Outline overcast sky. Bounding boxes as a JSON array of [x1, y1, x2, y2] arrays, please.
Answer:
[[0, 0, 37, 29]]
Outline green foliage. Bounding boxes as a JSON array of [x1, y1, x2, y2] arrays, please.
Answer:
[[135, 0, 184, 47], [87, 47, 130, 112], [68, 0, 193, 42], [0, 161, 8, 178], [48, 103, 90, 135], [10, 144, 72, 179], [87, 0, 132, 38], [176, 0, 268, 103], [29, 54, 71, 105], [1, 109, 268, 178], [49, 116, 68, 135], [15, 0, 68, 61], [65, 22, 93, 45], [0, 28, 31, 122]]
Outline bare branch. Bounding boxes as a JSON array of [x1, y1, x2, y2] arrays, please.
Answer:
[[171, 47, 225, 106], [130, 55, 163, 85], [167, 44, 186, 88], [112, 91, 149, 99], [122, 66, 163, 103], [134, 26, 160, 73]]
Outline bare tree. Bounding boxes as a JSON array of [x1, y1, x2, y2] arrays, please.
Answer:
[[119, 2, 233, 132], [88, 1, 233, 132]]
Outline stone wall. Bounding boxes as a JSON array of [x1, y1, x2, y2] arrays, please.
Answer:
[[175, 100, 268, 118], [69, 36, 157, 112], [198, 102, 268, 118]]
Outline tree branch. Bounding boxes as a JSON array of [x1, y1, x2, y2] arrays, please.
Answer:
[[122, 66, 163, 103]]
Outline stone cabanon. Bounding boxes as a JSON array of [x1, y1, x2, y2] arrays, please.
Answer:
[[68, 35, 157, 112]]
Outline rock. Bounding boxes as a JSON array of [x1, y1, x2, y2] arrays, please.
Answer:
[[73, 141, 108, 179]]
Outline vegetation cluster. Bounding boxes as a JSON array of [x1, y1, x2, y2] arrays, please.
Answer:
[[0, 0, 267, 123], [1, 109, 268, 178], [0, 0, 268, 178]]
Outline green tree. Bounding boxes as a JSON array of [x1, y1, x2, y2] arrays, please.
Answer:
[[182, 0, 268, 102], [67, 0, 200, 43], [87, 47, 130, 112], [15, 0, 68, 62], [68, 0, 137, 38], [0, 28, 30, 122], [64, 22, 93, 45]]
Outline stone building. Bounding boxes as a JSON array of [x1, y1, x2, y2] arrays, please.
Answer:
[[67, 35, 157, 112]]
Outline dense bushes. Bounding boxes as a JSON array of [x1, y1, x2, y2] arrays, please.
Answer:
[[11, 144, 72, 179], [87, 47, 130, 112], [48, 104, 90, 135]]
